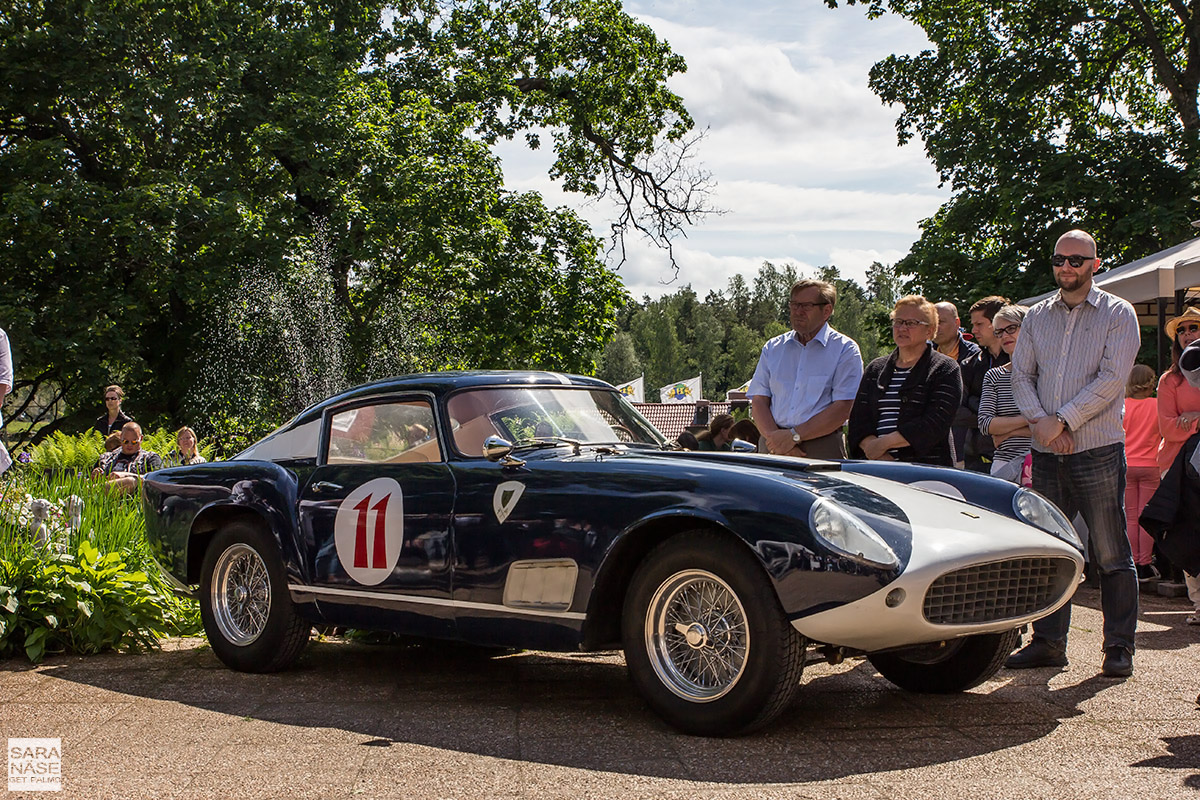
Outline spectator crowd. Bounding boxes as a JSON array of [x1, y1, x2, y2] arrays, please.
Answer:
[[736, 228, 1200, 681]]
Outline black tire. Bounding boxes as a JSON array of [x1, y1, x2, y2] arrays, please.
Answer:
[[198, 521, 310, 673], [621, 530, 806, 736], [868, 628, 1020, 693]]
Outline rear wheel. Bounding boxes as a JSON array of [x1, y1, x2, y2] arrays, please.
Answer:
[[622, 530, 806, 736], [199, 521, 310, 672], [868, 629, 1020, 693]]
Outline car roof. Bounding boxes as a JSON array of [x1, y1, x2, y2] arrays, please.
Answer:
[[288, 370, 613, 427]]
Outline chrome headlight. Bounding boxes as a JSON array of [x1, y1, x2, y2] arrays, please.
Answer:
[[1013, 488, 1083, 550], [808, 497, 900, 570]]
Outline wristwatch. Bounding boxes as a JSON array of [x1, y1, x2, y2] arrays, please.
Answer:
[[1054, 411, 1070, 430], [792, 430, 802, 444]]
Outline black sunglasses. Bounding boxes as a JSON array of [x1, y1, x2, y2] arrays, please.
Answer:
[[1051, 253, 1094, 268]]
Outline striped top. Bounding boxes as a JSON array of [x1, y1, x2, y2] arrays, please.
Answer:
[[978, 366, 1031, 464], [875, 366, 910, 437], [1012, 285, 1140, 453]]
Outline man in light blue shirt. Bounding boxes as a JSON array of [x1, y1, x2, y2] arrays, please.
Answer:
[[748, 279, 864, 459]]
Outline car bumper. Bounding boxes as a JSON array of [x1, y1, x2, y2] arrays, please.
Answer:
[[790, 476, 1084, 652]]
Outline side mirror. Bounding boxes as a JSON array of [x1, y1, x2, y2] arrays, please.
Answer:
[[483, 435, 514, 461], [483, 436, 524, 467], [730, 438, 757, 452]]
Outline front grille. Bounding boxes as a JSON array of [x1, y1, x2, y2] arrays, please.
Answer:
[[923, 557, 1076, 625]]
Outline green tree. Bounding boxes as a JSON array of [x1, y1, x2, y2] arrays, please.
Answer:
[[629, 299, 686, 396], [597, 330, 642, 386], [721, 323, 764, 390], [827, 0, 1199, 302], [748, 261, 799, 332], [0, 0, 702, 442]]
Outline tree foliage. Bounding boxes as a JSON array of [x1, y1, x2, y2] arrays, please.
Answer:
[[0, 0, 703, 443], [826, 0, 1200, 304]]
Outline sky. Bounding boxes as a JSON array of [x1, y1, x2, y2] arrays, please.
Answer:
[[493, 0, 950, 299]]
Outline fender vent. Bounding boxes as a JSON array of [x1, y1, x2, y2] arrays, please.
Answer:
[[923, 557, 1077, 625]]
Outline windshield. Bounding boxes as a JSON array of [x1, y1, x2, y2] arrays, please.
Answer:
[[446, 386, 666, 457]]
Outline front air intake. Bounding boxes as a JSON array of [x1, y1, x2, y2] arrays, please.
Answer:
[[923, 557, 1077, 625]]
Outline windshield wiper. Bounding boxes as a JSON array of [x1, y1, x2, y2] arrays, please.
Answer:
[[513, 436, 583, 455]]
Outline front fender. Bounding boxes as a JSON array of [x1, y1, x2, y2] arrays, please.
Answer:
[[839, 460, 1023, 518]]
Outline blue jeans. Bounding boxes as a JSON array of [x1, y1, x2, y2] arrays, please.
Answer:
[[1030, 443, 1138, 652]]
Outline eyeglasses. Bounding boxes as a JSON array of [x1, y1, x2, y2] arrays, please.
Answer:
[[1179, 324, 1200, 335], [788, 301, 829, 311], [891, 318, 930, 329], [1051, 253, 1094, 268], [104, 396, 119, 402], [995, 323, 1022, 336]]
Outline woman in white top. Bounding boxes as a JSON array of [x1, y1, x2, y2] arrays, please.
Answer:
[[978, 305, 1032, 482]]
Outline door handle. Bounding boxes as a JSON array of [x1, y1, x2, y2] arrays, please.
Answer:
[[311, 481, 344, 494]]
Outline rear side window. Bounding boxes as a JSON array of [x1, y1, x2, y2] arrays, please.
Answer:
[[236, 420, 320, 462], [326, 400, 441, 464]]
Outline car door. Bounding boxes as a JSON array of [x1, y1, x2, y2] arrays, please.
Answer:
[[297, 395, 456, 638], [443, 387, 601, 649]]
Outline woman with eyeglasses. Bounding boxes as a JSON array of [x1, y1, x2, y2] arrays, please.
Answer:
[[977, 305, 1032, 483], [94, 384, 134, 436], [1156, 307, 1200, 623], [847, 295, 962, 465]]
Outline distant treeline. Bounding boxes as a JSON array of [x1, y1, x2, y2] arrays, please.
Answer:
[[596, 261, 907, 401]]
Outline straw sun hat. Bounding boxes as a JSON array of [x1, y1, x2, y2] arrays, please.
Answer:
[[1166, 306, 1200, 340]]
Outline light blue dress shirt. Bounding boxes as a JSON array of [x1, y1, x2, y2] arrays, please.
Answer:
[[747, 323, 863, 429]]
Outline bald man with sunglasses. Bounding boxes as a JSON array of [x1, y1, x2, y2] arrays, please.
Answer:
[[1008, 229, 1141, 678]]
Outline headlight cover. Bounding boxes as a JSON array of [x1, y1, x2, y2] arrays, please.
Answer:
[[808, 497, 900, 570], [1013, 488, 1083, 551]]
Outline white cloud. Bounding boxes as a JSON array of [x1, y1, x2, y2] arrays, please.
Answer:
[[492, 1, 949, 299]]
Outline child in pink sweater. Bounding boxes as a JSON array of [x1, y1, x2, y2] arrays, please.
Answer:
[[1124, 364, 1161, 580]]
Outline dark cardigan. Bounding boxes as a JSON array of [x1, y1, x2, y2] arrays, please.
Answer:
[[847, 342, 963, 466]]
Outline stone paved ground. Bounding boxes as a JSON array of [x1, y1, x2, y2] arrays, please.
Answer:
[[2, 587, 1199, 799]]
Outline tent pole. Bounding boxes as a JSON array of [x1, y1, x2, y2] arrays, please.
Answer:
[[1158, 297, 1168, 374]]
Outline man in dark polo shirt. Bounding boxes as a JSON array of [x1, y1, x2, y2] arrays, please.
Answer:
[[957, 296, 1010, 472]]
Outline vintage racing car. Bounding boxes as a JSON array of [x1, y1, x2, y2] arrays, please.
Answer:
[[142, 371, 1084, 735]]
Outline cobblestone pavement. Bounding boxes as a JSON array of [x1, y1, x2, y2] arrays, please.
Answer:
[[2, 587, 1199, 800]]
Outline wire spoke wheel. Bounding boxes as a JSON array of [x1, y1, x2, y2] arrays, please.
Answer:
[[211, 543, 272, 645], [645, 569, 749, 702]]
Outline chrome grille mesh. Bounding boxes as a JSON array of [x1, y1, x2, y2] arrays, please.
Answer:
[[923, 557, 1076, 625]]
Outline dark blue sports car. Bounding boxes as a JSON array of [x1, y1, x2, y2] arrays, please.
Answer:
[[142, 371, 1084, 735]]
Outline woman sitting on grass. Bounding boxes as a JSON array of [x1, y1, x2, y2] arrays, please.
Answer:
[[166, 426, 206, 467]]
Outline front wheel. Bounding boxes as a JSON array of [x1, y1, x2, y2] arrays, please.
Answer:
[[622, 530, 806, 736], [199, 521, 310, 672], [868, 629, 1020, 693]]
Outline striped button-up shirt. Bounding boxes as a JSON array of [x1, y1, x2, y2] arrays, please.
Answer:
[[1011, 285, 1140, 453]]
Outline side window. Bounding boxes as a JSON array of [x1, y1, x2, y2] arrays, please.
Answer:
[[326, 400, 440, 464]]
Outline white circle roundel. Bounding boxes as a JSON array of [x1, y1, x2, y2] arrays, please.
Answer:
[[333, 478, 404, 586]]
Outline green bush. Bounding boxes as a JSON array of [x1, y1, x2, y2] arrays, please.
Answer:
[[0, 469, 201, 662], [26, 430, 106, 473], [0, 540, 199, 662]]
